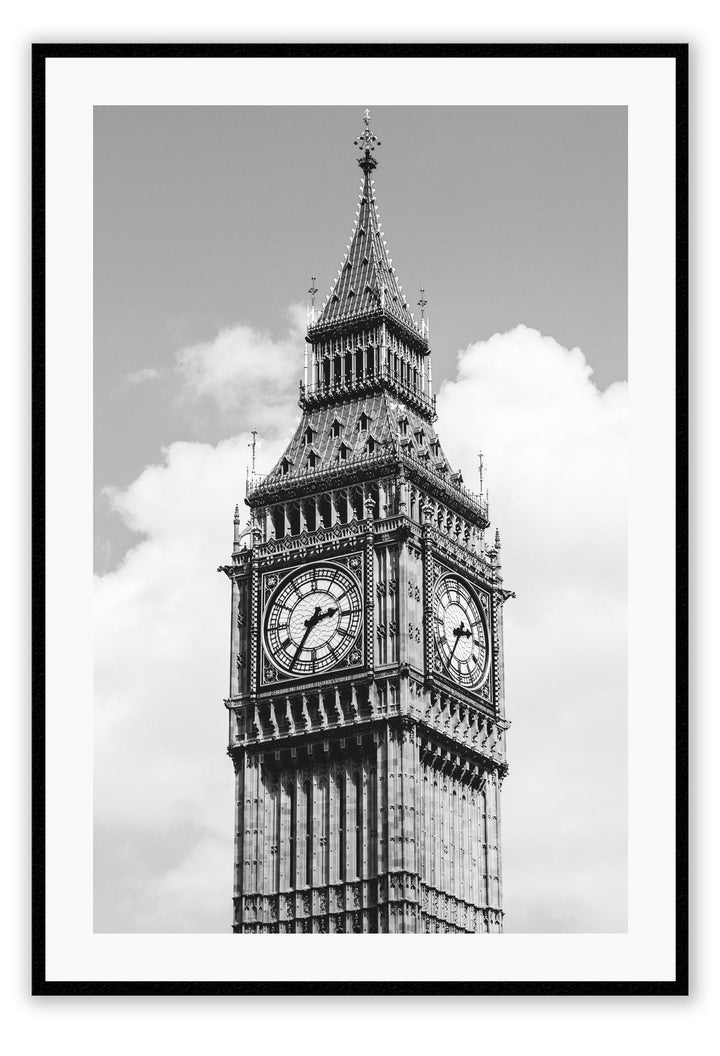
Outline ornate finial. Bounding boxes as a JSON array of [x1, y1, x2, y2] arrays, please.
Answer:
[[363, 496, 376, 521], [233, 503, 240, 523], [248, 429, 258, 476], [307, 274, 319, 326], [418, 286, 427, 319], [354, 108, 381, 172], [495, 528, 501, 550]]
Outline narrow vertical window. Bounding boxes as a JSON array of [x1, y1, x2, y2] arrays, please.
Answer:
[[304, 780, 313, 888], [339, 773, 346, 882], [354, 771, 363, 879], [289, 780, 297, 889]]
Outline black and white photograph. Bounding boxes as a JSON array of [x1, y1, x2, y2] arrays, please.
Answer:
[[93, 103, 628, 938], [33, 44, 686, 994]]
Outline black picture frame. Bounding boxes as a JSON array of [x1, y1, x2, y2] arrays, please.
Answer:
[[32, 42, 688, 997]]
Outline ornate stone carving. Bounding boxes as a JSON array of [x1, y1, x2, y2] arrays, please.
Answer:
[[225, 116, 509, 937]]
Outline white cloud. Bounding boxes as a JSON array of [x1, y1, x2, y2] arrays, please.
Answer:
[[124, 366, 162, 385], [94, 322, 627, 933], [94, 433, 285, 932], [437, 325, 627, 931], [174, 305, 305, 437]]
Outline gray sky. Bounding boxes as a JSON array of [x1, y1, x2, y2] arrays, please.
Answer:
[[93, 106, 627, 935], [94, 105, 626, 572]]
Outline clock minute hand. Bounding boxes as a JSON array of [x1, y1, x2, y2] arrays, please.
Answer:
[[289, 606, 323, 669]]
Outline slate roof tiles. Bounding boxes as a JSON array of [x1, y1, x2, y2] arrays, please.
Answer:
[[267, 390, 451, 484]]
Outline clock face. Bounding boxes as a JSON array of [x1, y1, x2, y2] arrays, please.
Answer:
[[434, 575, 488, 689], [264, 563, 363, 677]]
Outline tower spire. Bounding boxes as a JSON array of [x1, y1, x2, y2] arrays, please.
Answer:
[[354, 108, 381, 172], [314, 109, 421, 338]]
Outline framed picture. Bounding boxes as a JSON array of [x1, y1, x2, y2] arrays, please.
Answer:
[[33, 43, 687, 995]]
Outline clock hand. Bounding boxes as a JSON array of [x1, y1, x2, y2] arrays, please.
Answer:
[[289, 606, 338, 669], [448, 620, 473, 664], [447, 621, 466, 664], [289, 606, 324, 668]]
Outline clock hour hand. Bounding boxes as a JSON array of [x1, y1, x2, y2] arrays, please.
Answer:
[[289, 605, 337, 669], [289, 606, 323, 668], [448, 620, 472, 663]]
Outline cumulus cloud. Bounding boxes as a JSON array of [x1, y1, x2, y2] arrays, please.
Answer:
[[94, 433, 285, 931], [174, 305, 305, 437], [437, 325, 627, 932], [94, 322, 627, 933], [124, 366, 162, 385]]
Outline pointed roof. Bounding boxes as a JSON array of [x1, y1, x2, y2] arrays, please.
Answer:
[[265, 391, 444, 483], [247, 389, 489, 528], [314, 111, 420, 336]]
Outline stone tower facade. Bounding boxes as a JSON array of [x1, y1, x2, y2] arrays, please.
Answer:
[[222, 112, 511, 934]]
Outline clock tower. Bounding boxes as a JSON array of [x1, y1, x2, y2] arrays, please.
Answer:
[[222, 112, 511, 934]]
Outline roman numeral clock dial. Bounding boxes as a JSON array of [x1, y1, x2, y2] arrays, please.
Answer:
[[264, 563, 363, 678], [434, 575, 489, 689]]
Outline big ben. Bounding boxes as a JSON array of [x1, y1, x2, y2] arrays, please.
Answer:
[[221, 110, 511, 934]]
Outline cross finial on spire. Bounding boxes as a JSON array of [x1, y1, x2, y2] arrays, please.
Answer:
[[308, 274, 318, 307], [354, 108, 381, 172], [418, 286, 428, 319]]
